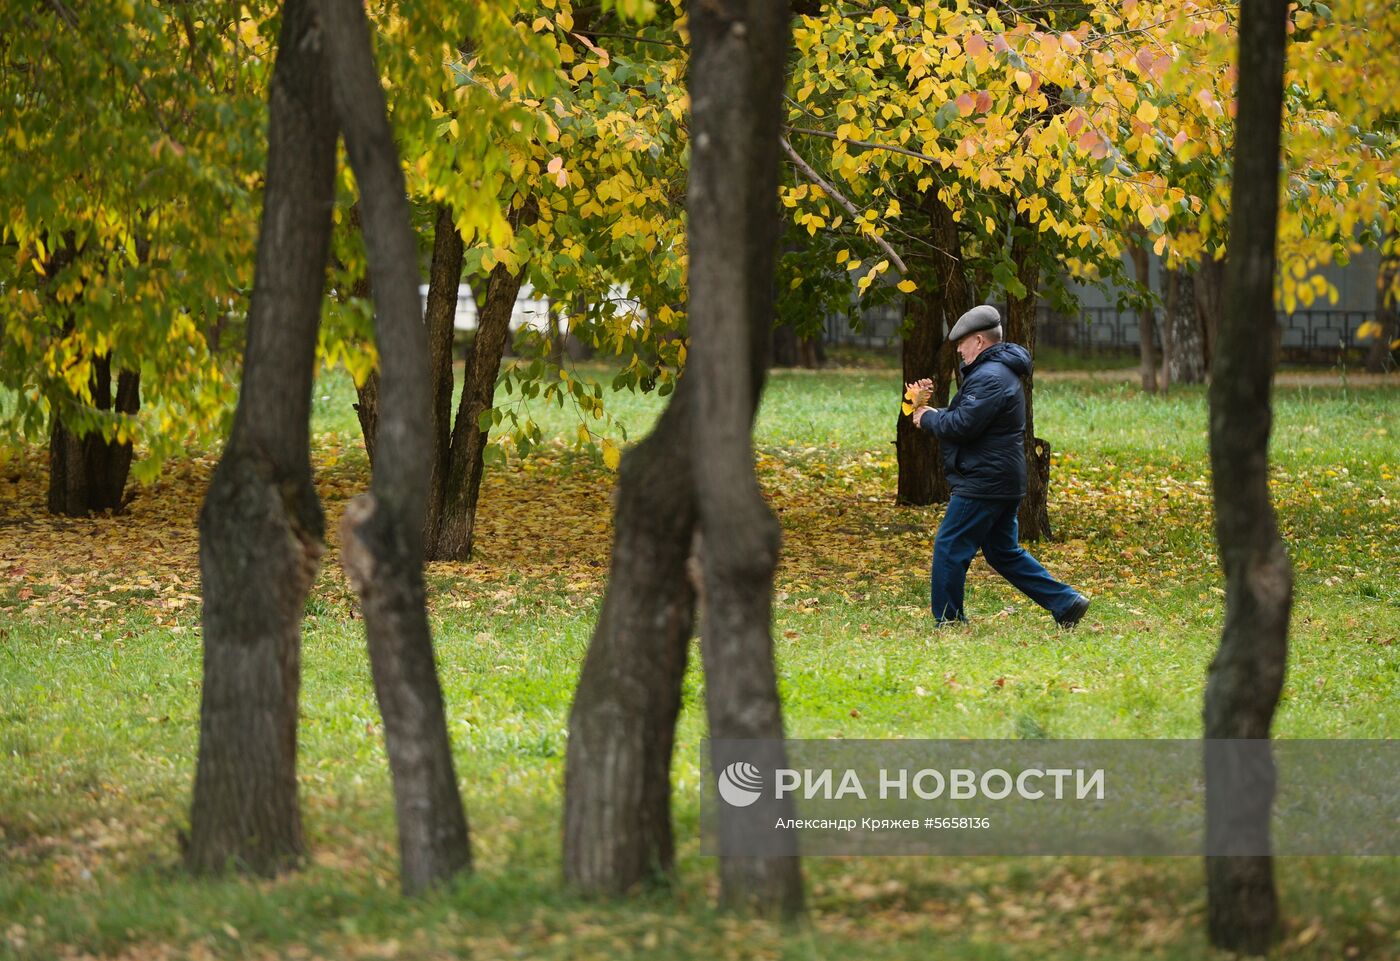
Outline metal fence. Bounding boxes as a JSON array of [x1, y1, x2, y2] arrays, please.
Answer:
[[825, 304, 1381, 365]]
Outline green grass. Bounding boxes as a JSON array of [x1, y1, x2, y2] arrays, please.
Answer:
[[1, 363, 1398, 960]]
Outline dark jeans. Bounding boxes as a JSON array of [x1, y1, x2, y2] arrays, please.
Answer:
[[931, 495, 1081, 623]]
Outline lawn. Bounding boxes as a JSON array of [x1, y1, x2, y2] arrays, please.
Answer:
[[1, 361, 1397, 960]]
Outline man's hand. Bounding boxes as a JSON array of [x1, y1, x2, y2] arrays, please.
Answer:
[[912, 405, 938, 428]]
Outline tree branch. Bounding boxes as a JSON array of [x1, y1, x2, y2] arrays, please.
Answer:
[[779, 136, 907, 275]]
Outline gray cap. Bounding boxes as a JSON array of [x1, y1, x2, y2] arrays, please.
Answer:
[[947, 304, 1001, 343]]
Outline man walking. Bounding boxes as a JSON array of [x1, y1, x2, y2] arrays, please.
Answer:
[[907, 304, 1090, 627]]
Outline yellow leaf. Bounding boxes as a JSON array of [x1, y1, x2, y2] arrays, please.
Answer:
[[835, 249, 850, 264], [602, 439, 621, 470], [897, 279, 917, 293], [1135, 101, 1159, 124]]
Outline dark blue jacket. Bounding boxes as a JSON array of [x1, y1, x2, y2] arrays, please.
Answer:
[[917, 342, 1032, 499]]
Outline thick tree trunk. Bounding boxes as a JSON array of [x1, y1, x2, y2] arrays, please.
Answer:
[[425, 202, 534, 560], [321, 0, 472, 895], [1366, 250, 1398, 373], [1167, 268, 1206, 385], [687, 0, 803, 917], [897, 291, 942, 505], [47, 356, 140, 516], [187, 0, 335, 877], [1130, 244, 1159, 393], [1195, 254, 1226, 374], [1203, 2, 1291, 955], [563, 379, 698, 894], [1007, 214, 1051, 542]]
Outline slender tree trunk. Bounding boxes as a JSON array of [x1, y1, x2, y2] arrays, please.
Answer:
[[187, 0, 335, 876], [1130, 244, 1159, 393], [894, 189, 965, 504], [770, 323, 799, 367], [354, 370, 380, 466], [1168, 268, 1206, 384], [321, 0, 472, 895], [687, 0, 803, 917], [1366, 249, 1398, 373], [897, 290, 942, 505], [563, 379, 698, 895], [426, 202, 536, 561], [1160, 269, 1177, 391], [424, 205, 466, 540], [47, 355, 140, 516], [1203, 2, 1291, 954], [348, 270, 380, 468], [1007, 214, 1051, 542], [1196, 254, 1226, 374]]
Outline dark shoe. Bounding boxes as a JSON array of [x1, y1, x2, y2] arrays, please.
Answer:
[[1056, 595, 1091, 629]]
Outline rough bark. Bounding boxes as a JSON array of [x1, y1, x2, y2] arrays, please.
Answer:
[[354, 369, 380, 467], [563, 379, 698, 895], [896, 290, 943, 505], [1366, 249, 1398, 373], [1130, 243, 1159, 393], [47, 355, 140, 516], [423, 205, 466, 544], [1203, 2, 1291, 954], [425, 203, 536, 561], [893, 189, 964, 505], [1167, 268, 1207, 385], [1007, 214, 1051, 542], [321, 0, 472, 895], [688, 0, 803, 917], [187, 0, 334, 877]]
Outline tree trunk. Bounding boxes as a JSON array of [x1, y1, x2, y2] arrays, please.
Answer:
[[187, 0, 335, 877], [47, 355, 140, 516], [770, 323, 799, 367], [1366, 249, 1398, 373], [425, 203, 536, 561], [687, 0, 803, 917], [1168, 268, 1206, 385], [354, 370, 380, 466], [1160, 269, 1176, 390], [563, 379, 698, 895], [1007, 214, 1051, 542], [894, 189, 966, 505], [321, 0, 472, 895], [1204, 2, 1291, 954], [1195, 254, 1226, 374], [1130, 244, 1159, 393], [349, 270, 380, 468], [424, 205, 466, 542], [897, 290, 943, 505]]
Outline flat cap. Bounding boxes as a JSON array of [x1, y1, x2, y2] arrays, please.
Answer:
[[947, 304, 1001, 343]]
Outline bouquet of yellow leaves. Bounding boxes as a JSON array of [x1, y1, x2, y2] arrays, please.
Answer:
[[902, 379, 933, 415]]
